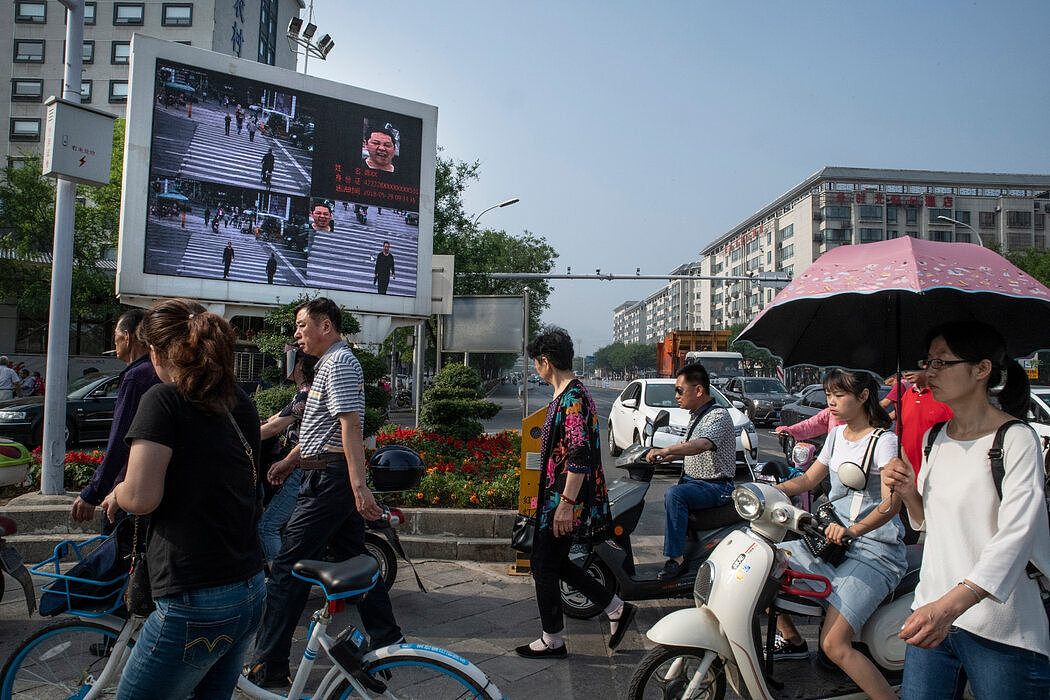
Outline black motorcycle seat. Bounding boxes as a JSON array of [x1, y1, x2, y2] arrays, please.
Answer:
[[292, 555, 379, 600], [882, 544, 924, 605], [687, 501, 742, 531]]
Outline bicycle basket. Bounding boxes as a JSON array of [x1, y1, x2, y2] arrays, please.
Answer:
[[34, 521, 130, 618]]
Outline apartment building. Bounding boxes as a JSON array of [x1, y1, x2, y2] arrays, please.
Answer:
[[613, 167, 1050, 339], [612, 300, 645, 345], [2, 0, 303, 159]]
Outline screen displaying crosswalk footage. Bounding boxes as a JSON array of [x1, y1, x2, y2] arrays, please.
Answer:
[[141, 59, 423, 297]]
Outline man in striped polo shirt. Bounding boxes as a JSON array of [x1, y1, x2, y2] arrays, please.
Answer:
[[246, 298, 402, 688]]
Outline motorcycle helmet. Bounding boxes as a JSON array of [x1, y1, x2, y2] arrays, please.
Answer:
[[368, 445, 425, 492]]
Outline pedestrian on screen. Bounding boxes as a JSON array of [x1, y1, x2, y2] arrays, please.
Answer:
[[223, 242, 235, 279], [224, 112, 232, 136]]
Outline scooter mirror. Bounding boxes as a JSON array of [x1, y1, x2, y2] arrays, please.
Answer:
[[837, 461, 868, 491], [740, 428, 754, 453], [652, 410, 671, 432]]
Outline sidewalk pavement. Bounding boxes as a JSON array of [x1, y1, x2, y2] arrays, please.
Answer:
[[1, 555, 685, 698]]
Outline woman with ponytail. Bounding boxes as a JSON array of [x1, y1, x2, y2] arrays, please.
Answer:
[[101, 298, 265, 698], [882, 321, 1050, 699]]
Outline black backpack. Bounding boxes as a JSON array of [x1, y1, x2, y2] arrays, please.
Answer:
[[924, 420, 1050, 618]]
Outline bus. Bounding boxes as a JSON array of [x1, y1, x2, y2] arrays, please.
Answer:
[[684, 351, 744, 385]]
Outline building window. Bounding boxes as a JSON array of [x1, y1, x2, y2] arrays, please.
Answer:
[[779, 223, 794, 240], [781, 244, 794, 259], [162, 3, 192, 26], [85, 2, 96, 24], [858, 205, 883, 220], [955, 231, 971, 243], [111, 41, 130, 64], [826, 229, 851, 243], [80, 79, 93, 103], [1037, 213, 1045, 231], [887, 230, 900, 239], [822, 205, 851, 219], [11, 78, 44, 102], [929, 230, 951, 242], [14, 39, 45, 63], [113, 3, 144, 26], [905, 208, 918, 225], [82, 40, 95, 64], [886, 206, 898, 223], [10, 118, 41, 141], [860, 228, 884, 243], [15, 1, 47, 23], [928, 208, 952, 224], [108, 80, 129, 103], [979, 211, 996, 228], [746, 238, 760, 254], [953, 210, 971, 225], [1006, 210, 1032, 228]]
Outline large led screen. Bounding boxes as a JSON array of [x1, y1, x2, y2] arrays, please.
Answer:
[[118, 36, 437, 317]]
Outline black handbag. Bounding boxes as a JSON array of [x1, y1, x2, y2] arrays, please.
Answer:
[[511, 514, 536, 554], [124, 515, 155, 617], [802, 501, 847, 566]]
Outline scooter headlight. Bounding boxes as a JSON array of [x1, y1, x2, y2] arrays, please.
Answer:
[[791, 443, 816, 467], [733, 484, 764, 521]]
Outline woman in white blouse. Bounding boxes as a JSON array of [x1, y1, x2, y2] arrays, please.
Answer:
[[882, 321, 1049, 699]]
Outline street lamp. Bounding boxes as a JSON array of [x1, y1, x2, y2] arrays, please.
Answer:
[[472, 197, 519, 226], [287, 6, 335, 74], [936, 215, 984, 247]]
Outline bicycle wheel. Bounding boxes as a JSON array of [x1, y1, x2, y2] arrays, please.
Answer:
[[325, 649, 501, 700], [1, 619, 122, 699]]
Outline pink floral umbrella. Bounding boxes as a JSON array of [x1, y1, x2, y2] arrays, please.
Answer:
[[737, 237, 1050, 377]]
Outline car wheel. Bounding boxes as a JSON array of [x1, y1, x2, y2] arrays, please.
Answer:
[[608, 422, 622, 457]]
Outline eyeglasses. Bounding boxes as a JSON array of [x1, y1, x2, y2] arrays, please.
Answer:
[[918, 358, 969, 371], [674, 386, 696, 395]]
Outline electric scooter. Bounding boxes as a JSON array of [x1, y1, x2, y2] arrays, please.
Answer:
[[629, 432, 922, 700], [560, 411, 789, 619]]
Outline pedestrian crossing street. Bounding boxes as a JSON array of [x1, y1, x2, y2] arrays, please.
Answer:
[[307, 207, 419, 296], [151, 103, 312, 197]]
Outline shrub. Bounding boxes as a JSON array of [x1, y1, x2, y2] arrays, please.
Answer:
[[26, 448, 104, 490], [252, 384, 297, 420], [374, 427, 520, 509], [418, 365, 499, 441]]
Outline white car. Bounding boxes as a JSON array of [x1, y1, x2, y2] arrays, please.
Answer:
[[1027, 387, 1050, 444], [608, 378, 758, 468]]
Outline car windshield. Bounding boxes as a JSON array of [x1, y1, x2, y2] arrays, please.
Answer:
[[67, 374, 109, 399], [703, 358, 742, 377], [744, 378, 788, 394], [643, 383, 733, 410]]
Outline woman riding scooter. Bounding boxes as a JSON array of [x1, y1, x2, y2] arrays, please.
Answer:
[[773, 369, 906, 700]]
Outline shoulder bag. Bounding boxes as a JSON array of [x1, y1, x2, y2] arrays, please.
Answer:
[[124, 515, 155, 616]]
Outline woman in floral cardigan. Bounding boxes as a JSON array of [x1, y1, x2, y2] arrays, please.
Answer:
[[515, 327, 636, 659]]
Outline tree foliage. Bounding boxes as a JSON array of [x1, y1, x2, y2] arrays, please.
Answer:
[[0, 120, 125, 321], [418, 363, 499, 440], [1006, 247, 1050, 289], [593, 342, 656, 373], [728, 322, 778, 375]]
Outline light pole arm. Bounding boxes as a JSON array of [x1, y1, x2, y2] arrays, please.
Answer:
[[472, 197, 519, 226], [936, 215, 983, 247]]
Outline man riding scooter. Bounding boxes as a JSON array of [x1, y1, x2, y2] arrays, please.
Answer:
[[647, 363, 737, 581]]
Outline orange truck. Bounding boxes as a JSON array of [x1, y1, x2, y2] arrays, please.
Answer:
[[656, 330, 735, 377]]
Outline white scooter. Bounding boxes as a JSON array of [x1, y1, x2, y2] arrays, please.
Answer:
[[628, 432, 922, 700]]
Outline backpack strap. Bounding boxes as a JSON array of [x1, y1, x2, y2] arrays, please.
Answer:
[[924, 421, 948, 462], [988, 419, 1029, 501]]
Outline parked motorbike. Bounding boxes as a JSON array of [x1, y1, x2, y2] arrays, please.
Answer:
[[394, 388, 412, 409], [628, 435, 922, 700], [0, 515, 36, 615], [363, 507, 419, 592], [560, 411, 786, 618]]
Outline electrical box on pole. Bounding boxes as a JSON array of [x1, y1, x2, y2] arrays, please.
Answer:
[[41, 97, 115, 186]]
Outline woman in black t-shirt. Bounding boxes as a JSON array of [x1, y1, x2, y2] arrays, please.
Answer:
[[102, 298, 265, 699]]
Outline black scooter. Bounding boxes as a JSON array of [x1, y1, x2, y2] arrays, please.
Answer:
[[561, 411, 788, 618]]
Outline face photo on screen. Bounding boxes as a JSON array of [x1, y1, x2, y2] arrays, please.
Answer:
[[362, 123, 397, 172]]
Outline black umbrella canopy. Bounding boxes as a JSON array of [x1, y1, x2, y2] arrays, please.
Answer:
[[736, 238, 1050, 377]]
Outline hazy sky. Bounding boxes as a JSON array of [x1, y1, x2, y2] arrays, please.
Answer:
[[308, 0, 1050, 356]]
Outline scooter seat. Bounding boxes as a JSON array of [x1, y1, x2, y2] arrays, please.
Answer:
[[687, 501, 743, 532], [882, 544, 924, 605]]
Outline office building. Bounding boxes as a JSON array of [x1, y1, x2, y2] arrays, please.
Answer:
[[2, 0, 303, 159]]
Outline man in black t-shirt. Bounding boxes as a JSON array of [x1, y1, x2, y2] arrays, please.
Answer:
[[373, 242, 395, 294]]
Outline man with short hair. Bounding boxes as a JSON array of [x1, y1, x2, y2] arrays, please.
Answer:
[[647, 363, 736, 580], [71, 309, 160, 526], [246, 298, 402, 688], [362, 127, 396, 172], [0, 357, 19, 401], [223, 241, 235, 278], [266, 252, 278, 284], [310, 202, 333, 232], [373, 241, 395, 294], [261, 147, 275, 185]]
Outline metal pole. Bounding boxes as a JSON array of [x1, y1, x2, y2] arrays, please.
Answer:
[[522, 289, 529, 420], [413, 323, 425, 427], [302, 0, 313, 74], [435, 317, 443, 374], [41, 0, 84, 495]]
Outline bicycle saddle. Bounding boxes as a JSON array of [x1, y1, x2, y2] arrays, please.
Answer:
[[292, 555, 380, 600]]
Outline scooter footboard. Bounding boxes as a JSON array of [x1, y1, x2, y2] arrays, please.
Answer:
[[645, 606, 733, 659]]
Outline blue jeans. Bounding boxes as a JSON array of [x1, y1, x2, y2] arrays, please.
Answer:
[[253, 466, 402, 669], [258, 468, 302, 564], [663, 476, 734, 558], [902, 626, 1050, 700], [117, 572, 265, 699]]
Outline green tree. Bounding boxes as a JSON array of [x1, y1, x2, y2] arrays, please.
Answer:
[[593, 341, 656, 374], [728, 322, 778, 375], [1006, 247, 1050, 289], [418, 364, 499, 440]]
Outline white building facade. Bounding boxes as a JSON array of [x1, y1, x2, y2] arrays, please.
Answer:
[[612, 300, 645, 345], [2, 0, 303, 159], [613, 167, 1050, 338]]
